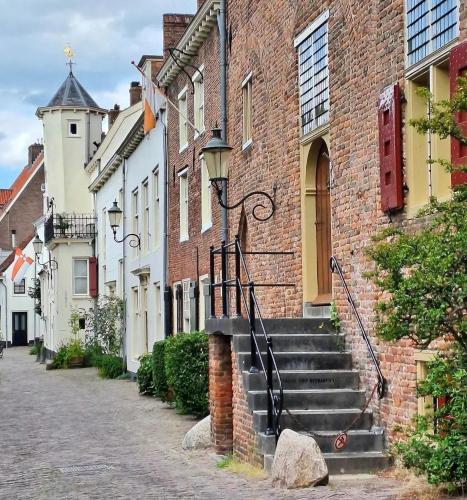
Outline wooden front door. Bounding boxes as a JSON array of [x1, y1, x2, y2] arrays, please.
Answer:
[[12, 312, 28, 346], [315, 147, 332, 303]]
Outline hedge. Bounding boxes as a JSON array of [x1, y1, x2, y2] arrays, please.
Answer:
[[164, 331, 209, 417], [98, 355, 124, 379], [152, 340, 169, 401], [137, 353, 154, 395]]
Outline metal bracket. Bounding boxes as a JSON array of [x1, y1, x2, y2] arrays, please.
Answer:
[[168, 48, 203, 94]]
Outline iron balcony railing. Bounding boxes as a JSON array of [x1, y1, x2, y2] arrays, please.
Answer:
[[330, 256, 387, 399], [210, 235, 294, 439], [44, 213, 97, 244]]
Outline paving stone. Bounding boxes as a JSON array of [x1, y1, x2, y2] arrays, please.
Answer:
[[0, 347, 402, 499]]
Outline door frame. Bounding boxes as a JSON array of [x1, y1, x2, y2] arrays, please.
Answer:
[[300, 132, 332, 306], [12, 311, 28, 346]]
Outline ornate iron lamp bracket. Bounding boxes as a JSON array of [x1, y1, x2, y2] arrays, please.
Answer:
[[36, 255, 58, 271], [212, 181, 276, 222], [168, 48, 203, 94], [112, 230, 141, 249]]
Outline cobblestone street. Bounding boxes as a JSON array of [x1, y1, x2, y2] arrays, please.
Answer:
[[0, 348, 402, 499]]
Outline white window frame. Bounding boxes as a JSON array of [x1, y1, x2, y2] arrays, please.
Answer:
[[404, 0, 459, 71], [178, 86, 188, 152], [182, 278, 191, 332], [68, 120, 80, 138], [193, 65, 205, 138], [73, 258, 89, 296], [198, 274, 209, 331], [294, 11, 330, 136], [154, 282, 162, 340], [200, 155, 212, 232], [242, 72, 253, 149], [152, 168, 160, 250], [179, 168, 189, 242], [142, 179, 149, 253], [132, 188, 139, 257]]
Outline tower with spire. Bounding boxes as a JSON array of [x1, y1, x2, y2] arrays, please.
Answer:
[[35, 65, 106, 355]]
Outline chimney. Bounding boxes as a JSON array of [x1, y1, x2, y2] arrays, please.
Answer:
[[162, 14, 194, 61], [108, 104, 121, 129], [150, 57, 164, 83], [129, 82, 142, 106], [28, 142, 43, 166], [197, 0, 206, 8]]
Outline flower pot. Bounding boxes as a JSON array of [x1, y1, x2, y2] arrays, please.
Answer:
[[68, 356, 84, 368]]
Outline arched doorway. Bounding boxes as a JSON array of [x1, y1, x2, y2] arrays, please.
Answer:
[[301, 137, 332, 306], [315, 145, 332, 303]]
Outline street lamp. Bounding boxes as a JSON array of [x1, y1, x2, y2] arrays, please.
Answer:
[[201, 128, 276, 221], [32, 234, 58, 270], [108, 200, 141, 249]]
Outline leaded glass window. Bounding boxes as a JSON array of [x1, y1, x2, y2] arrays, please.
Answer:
[[406, 0, 458, 67], [296, 14, 329, 135]]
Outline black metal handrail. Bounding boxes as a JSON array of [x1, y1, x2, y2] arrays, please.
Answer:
[[44, 213, 97, 244], [330, 256, 386, 399], [210, 235, 293, 438]]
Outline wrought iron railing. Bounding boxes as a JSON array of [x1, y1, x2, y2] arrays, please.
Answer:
[[210, 235, 294, 438], [330, 256, 386, 399], [44, 213, 97, 244]]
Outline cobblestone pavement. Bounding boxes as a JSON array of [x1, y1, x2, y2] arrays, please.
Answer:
[[0, 348, 402, 499]]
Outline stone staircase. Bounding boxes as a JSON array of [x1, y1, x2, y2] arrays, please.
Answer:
[[233, 318, 390, 474]]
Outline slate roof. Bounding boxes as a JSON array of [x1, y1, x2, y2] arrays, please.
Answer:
[[47, 71, 100, 109]]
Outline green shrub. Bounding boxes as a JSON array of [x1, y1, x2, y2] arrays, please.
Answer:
[[98, 355, 124, 379], [152, 340, 169, 401], [84, 344, 104, 368], [164, 331, 209, 417], [137, 353, 154, 395], [52, 345, 69, 368], [396, 351, 467, 491], [29, 344, 40, 355]]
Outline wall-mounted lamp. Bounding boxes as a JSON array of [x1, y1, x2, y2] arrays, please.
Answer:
[[201, 128, 276, 221], [108, 200, 141, 249], [32, 234, 58, 270]]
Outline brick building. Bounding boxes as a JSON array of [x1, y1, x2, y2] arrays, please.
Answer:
[[157, 3, 222, 334], [155, 0, 466, 473], [0, 145, 44, 263]]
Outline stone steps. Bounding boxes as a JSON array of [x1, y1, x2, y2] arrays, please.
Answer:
[[248, 388, 366, 410], [263, 451, 391, 475], [243, 369, 360, 391], [234, 333, 346, 352], [253, 408, 374, 432], [257, 428, 385, 456], [238, 351, 352, 371]]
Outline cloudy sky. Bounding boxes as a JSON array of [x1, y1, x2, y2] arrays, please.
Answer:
[[0, 0, 197, 187]]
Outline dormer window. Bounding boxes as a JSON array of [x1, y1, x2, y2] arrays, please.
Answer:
[[68, 121, 80, 137]]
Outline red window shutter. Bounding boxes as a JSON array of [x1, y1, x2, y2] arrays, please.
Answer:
[[89, 257, 98, 298], [450, 40, 467, 186], [378, 83, 403, 212]]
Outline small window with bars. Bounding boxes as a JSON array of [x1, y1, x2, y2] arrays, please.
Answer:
[[406, 0, 458, 67], [295, 12, 329, 135]]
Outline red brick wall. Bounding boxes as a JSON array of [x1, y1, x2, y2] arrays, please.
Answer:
[[165, 25, 222, 304], [0, 164, 44, 252]]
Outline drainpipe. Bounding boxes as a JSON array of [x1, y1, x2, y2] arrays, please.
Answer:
[[219, 0, 228, 244], [0, 276, 7, 348], [122, 158, 127, 366], [162, 110, 169, 337]]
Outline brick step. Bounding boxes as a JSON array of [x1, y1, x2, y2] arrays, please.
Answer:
[[243, 369, 360, 391], [238, 351, 352, 371], [257, 428, 385, 456], [263, 451, 390, 475], [253, 408, 373, 433], [233, 333, 345, 353], [248, 388, 365, 411]]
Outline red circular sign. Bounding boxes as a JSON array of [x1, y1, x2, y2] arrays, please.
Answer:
[[334, 433, 348, 450]]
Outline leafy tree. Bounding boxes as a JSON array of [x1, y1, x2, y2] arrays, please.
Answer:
[[366, 77, 467, 491]]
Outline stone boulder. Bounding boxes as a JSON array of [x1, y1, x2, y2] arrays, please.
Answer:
[[271, 429, 328, 488], [182, 415, 211, 450]]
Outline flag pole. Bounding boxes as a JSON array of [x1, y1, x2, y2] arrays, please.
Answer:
[[131, 61, 200, 136]]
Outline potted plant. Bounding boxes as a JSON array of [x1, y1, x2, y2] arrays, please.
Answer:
[[54, 214, 70, 236]]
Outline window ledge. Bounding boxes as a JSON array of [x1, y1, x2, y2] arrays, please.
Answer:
[[201, 223, 212, 234], [180, 236, 189, 243], [179, 144, 189, 154], [194, 129, 205, 141], [242, 139, 253, 151]]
